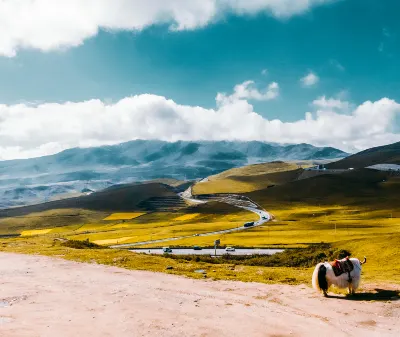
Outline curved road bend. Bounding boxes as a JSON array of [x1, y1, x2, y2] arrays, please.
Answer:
[[110, 185, 271, 249]]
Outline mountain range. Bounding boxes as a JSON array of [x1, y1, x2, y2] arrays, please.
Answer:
[[0, 140, 348, 209]]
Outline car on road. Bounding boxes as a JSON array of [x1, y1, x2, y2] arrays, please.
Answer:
[[225, 247, 235, 252], [244, 222, 254, 228], [193, 246, 202, 251], [162, 247, 172, 253], [262, 216, 268, 220]]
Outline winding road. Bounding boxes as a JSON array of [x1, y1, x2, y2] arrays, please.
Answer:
[[109, 185, 271, 249]]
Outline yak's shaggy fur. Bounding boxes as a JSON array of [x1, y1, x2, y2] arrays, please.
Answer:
[[312, 257, 366, 296]]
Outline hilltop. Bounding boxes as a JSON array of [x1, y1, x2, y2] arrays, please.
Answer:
[[193, 161, 302, 194], [327, 141, 400, 169]]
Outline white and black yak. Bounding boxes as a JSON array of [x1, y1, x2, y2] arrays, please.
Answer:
[[312, 257, 367, 296]]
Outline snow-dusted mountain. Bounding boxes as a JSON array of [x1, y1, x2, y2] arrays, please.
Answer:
[[0, 140, 348, 208]]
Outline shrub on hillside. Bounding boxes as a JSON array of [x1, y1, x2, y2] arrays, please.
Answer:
[[61, 239, 105, 249]]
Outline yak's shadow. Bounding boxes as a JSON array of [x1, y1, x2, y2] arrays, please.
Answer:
[[327, 288, 400, 301]]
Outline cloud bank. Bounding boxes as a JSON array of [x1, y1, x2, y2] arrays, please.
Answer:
[[1, 83, 399, 160], [0, 0, 336, 56]]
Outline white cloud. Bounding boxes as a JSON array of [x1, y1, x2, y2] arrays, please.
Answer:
[[0, 0, 336, 57], [261, 69, 268, 75], [312, 96, 350, 110], [300, 72, 319, 87], [0, 91, 399, 160], [216, 80, 280, 105]]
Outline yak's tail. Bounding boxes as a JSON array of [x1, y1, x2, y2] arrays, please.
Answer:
[[312, 263, 328, 293], [360, 257, 367, 265]]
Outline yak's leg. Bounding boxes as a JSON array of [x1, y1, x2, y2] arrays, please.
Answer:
[[348, 283, 354, 295]]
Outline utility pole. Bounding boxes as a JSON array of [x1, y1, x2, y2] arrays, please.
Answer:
[[214, 239, 220, 257]]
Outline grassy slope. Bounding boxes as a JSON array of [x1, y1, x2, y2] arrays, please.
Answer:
[[327, 141, 400, 169], [193, 162, 301, 194], [248, 168, 399, 207], [0, 182, 180, 219], [209, 161, 299, 179], [0, 201, 258, 246], [0, 209, 107, 235]]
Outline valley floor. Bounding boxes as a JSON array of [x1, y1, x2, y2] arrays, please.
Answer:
[[0, 253, 399, 337]]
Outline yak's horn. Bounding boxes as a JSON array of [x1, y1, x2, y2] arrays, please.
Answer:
[[360, 257, 367, 265]]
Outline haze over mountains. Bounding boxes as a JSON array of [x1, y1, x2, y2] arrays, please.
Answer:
[[0, 140, 347, 209]]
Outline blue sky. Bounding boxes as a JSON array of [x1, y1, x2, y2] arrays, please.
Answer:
[[0, 0, 399, 159]]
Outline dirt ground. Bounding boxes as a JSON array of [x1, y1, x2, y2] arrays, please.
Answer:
[[0, 253, 399, 337]]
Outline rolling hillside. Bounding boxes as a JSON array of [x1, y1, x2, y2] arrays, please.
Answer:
[[0, 182, 184, 219], [193, 162, 303, 194], [327, 141, 400, 169], [248, 168, 399, 208], [207, 161, 300, 180]]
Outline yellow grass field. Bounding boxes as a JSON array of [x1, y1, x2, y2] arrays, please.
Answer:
[[21, 228, 53, 236], [67, 220, 255, 246], [103, 212, 146, 221], [93, 237, 134, 245], [17, 209, 256, 248], [1, 202, 399, 285], [174, 213, 200, 221]]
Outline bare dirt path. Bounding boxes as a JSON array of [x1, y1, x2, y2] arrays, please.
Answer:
[[0, 253, 399, 337]]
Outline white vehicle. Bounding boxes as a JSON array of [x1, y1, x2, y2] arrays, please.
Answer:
[[225, 247, 235, 252]]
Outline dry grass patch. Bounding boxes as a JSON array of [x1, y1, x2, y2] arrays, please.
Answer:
[[174, 213, 201, 221], [21, 228, 53, 236], [93, 237, 134, 245], [103, 212, 146, 221]]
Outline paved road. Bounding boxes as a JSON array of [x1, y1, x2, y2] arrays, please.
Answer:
[[130, 248, 284, 256], [110, 185, 271, 249]]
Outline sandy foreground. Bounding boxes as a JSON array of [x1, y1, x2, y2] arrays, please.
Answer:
[[0, 253, 399, 337]]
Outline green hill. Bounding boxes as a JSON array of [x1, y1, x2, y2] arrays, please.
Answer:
[[327, 141, 400, 169], [193, 161, 301, 194], [0, 182, 183, 219], [248, 168, 399, 208]]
